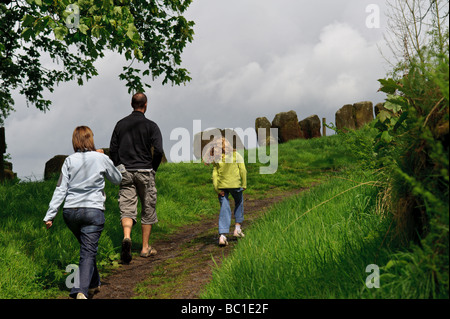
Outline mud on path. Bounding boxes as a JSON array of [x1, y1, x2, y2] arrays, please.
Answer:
[[94, 188, 307, 299]]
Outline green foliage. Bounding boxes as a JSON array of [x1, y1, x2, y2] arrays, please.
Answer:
[[370, 16, 449, 298], [374, 48, 448, 232], [326, 122, 379, 170], [374, 216, 449, 298], [0, 0, 195, 124]]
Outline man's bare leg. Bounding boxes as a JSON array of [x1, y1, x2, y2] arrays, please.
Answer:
[[121, 218, 134, 264], [122, 217, 133, 239], [141, 224, 152, 254]]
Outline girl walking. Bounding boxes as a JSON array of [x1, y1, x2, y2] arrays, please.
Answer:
[[43, 126, 122, 299], [205, 137, 247, 247]]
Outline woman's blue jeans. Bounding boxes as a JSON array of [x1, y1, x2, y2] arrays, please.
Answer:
[[218, 188, 244, 234], [63, 208, 105, 298]]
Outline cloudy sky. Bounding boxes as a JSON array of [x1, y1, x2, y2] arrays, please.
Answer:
[[5, 0, 393, 180]]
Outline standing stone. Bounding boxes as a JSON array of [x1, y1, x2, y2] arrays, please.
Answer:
[[299, 115, 322, 139], [3, 169, 15, 180], [255, 117, 272, 145], [335, 101, 374, 132], [353, 101, 374, 129], [44, 155, 68, 180], [271, 110, 303, 143], [193, 129, 244, 160], [374, 102, 386, 117], [2, 160, 15, 180], [335, 104, 356, 132], [4, 161, 12, 171]]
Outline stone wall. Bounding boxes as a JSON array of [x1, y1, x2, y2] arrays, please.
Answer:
[[255, 110, 322, 145], [255, 101, 376, 145]]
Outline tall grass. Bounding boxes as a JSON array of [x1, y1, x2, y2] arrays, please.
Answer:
[[200, 169, 393, 299]]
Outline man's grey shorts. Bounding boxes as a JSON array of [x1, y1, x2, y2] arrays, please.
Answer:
[[118, 170, 158, 225]]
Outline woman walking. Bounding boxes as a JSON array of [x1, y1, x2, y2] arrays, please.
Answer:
[[43, 126, 122, 299]]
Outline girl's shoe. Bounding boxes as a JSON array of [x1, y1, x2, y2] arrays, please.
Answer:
[[233, 228, 245, 238], [76, 292, 87, 299], [218, 235, 228, 247]]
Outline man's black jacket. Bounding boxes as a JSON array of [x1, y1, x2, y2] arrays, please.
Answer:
[[109, 111, 164, 171]]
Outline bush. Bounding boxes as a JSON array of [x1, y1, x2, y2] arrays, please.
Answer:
[[372, 35, 449, 298]]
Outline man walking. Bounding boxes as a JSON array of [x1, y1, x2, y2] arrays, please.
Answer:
[[110, 92, 164, 264]]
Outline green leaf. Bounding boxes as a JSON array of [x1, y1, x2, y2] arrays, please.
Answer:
[[126, 23, 138, 40], [22, 14, 36, 28], [134, 48, 143, 60], [21, 28, 34, 40], [125, 50, 132, 60], [53, 26, 68, 41], [393, 111, 408, 131], [378, 78, 400, 94], [113, 6, 122, 16], [91, 25, 101, 38], [78, 24, 89, 35], [376, 110, 392, 122], [384, 95, 405, 113], [3, 0, 194, 122], [381, 131, 393, 143], [389, 117, 398, 126]]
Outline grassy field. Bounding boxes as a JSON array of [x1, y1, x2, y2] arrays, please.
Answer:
[[1, 126, 446, 299], [0, 130, 355, 299]]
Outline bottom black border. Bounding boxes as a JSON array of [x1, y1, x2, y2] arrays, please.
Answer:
[[2, 298, 448, 317]]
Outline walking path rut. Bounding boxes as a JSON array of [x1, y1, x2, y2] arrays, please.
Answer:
[[94, 188, 307, 299]]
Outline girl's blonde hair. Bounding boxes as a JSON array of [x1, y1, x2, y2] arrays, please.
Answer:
[[203, 136, 235, 164], [72, 126, 96, 152]]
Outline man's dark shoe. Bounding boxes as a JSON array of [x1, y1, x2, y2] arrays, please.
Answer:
[[121, 238, 132, 264]]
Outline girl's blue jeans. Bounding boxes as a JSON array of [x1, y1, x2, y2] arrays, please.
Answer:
[[218, 188, 244, 234], [63, 207, 104, 298]]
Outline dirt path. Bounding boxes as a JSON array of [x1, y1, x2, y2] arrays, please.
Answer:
[[94, 188, 307, 299]]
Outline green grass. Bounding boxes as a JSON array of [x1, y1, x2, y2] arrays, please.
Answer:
[[0, 162, 219, 299], [200, 125, 448, 299], [5, 128, 438, 299], [200, 169, 393, 299], [0, 133, 355, 298]]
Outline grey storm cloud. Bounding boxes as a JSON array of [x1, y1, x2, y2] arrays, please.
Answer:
[[5, 0, 391, 179]]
